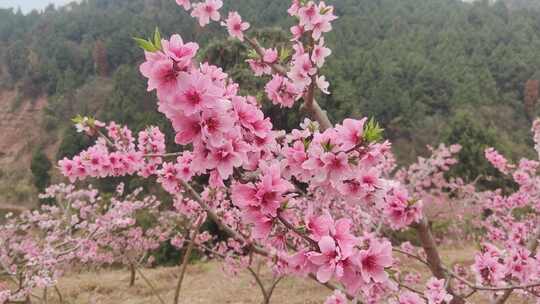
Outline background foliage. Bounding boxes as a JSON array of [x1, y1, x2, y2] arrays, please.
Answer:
[[1, 0, 540, 198]]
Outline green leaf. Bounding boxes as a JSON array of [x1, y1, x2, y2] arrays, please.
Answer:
[[348, 156, 358, 166], [247, 49, 259, 59], [407, 198, 419, 207], [153, 27, 162, 50], [279, 47, 291, 62], [133, 37, 159, 52], [255, 92, 264, 105], [321, 140, 334, 152], [304, 120, 319, 133], [303, 138, 311, 151], [363, 117, 384, 143], [386, 268, 398, 277], [281, 199, 289, 210], [320, 6, 332, 15], [71, 114, 84, 124]]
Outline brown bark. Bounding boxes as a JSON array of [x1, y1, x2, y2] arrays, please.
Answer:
[[413, 218, 465, 304], [129, 264, 136, 287], [174, 220, 204, 304]]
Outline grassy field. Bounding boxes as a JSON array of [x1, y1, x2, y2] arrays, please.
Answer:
[[46, 262, 329, 304], [26, 245, 531, 304]]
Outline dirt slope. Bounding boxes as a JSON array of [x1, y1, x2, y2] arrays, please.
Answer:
[[0, 91, 54, 209]]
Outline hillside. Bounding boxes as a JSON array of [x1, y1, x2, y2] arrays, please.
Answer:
[[503, 0, 540, 10], [0, 91, 55, 208], [2, 0, 540, 207]]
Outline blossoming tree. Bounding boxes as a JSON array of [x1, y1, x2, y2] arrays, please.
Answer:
[[0, 183, 173, 303], [3, 1, 540, 304]]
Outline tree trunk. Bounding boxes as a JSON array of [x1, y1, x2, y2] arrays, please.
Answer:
[[129, 264, 136, 287]]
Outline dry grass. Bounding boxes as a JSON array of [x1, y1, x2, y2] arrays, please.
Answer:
[[30, 246, 532, 304], [46, 262, 330, 304]]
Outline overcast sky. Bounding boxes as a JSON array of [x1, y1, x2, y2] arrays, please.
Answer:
[[0, 0, 77, 13]]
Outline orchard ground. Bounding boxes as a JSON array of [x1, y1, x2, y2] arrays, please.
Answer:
[[33, 245, 528, 304]]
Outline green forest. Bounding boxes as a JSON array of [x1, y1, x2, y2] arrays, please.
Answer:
[[2, 0, 540, 197]]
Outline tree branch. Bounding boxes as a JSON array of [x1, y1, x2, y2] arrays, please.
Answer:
[[174, 220, 204, 304], [143, 152, 183, 158], [247, 266, 270, 304], [392, 248, 430, 267], [54, 286, 63, 304], [276, 211, 318, 250], [135, 267, 166, 304], [492, 225, 540, 304], [180, 181, 268, 256], [245, 37, 287, 76], [267, 276, 283, 302], [244, 36, 332, 131], [179, 181, 357, 300], [412, 218, 465, 304]]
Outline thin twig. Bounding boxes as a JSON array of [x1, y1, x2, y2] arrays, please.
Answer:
[[129, 264, 136, 287], [412, 218, 465, 304], [267, 276, 283, 302], [247, 267, 269, 304], [173, 239, 194, 304], [392, 248, 431, 267], [180, 181, 267, 256], [97, 130, 116, 149], [307, 273, 355, 301], [144, 152, 183, 158], [53, 286, 63, 304], [463, 289, 477, 299], [493, 224, 540, 304], [244, 36, 332, 130], [180, 181, 360, 301], [135, 267, 166, 304], [395, 280, 427, 300], [174, 220, 204, 304], [245, 37, 287, 76], [276, 211, 318, 249], [42, 288, 47, 304]]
